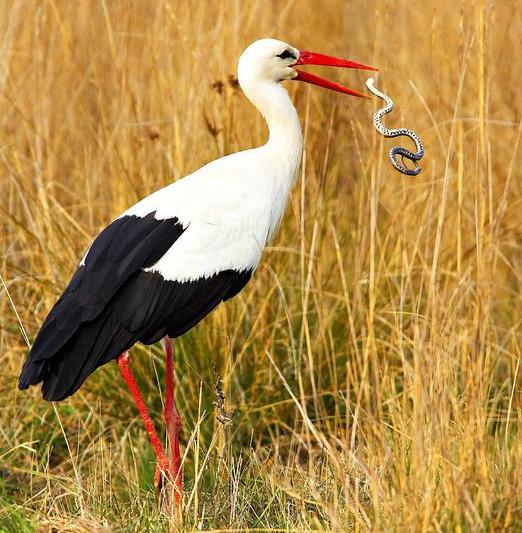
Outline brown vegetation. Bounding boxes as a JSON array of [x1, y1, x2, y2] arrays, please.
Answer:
[[0, 0, 520, 530]]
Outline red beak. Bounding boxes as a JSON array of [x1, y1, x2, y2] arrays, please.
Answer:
[[293, 50, 377, 98]]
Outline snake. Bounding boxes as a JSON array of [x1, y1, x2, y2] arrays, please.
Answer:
[[365, 77, 424, 176]]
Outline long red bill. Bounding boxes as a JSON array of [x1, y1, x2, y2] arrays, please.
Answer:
[[293, 50, 377, 98]]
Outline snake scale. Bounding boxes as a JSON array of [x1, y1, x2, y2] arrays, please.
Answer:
[[365, 77, 424, 176]]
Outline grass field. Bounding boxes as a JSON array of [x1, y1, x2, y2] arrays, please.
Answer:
[[1, 0, 521, 531]]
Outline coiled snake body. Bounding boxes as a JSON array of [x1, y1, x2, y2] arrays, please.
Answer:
[[365, 78, 424, 176]]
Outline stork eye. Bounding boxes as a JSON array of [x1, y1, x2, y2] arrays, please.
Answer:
[[276, 49, 296, 61]]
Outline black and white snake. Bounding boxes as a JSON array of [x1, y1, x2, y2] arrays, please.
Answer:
[[366, 78, 424, 176]]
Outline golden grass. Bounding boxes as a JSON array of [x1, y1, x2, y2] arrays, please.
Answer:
[[0, 0, 521, 531]]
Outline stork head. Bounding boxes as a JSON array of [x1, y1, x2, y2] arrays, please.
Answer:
[[238, 38, 377, 99]]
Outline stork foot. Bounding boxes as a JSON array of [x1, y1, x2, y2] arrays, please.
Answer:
[[153, 464, 165, 493], [154, 465, 181, 514]]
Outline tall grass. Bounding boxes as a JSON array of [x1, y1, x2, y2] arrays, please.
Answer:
[[0, 0, 520, 531]]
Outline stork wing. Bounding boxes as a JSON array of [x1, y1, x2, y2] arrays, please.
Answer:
[[18, 209, 253, 401]]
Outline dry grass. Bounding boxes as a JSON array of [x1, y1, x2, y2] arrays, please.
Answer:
[[0, 0, 521, 531]]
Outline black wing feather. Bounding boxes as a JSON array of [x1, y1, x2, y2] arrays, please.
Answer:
[[18, 212, 184, 391], [38, 269, 251, 401]]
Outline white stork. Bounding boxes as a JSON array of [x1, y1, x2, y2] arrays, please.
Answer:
[[18, 38, 376, 503]]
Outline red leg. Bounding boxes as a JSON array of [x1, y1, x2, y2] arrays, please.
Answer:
[[164, 338, 183, 503], [117, 352, 171, 476]]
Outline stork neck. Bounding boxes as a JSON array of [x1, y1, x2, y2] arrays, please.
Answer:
[[264, 84, 302, 152], [244, 82, 303, 163]]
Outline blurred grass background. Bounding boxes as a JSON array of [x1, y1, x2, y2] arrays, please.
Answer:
[[0, 0, 520, 531]]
